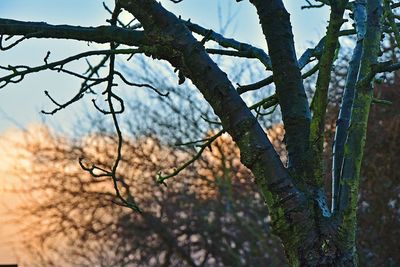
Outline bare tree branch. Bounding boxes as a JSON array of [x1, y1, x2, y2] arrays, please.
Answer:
[[0, 48, 139, 88], [250, 0, 312, 181], [338, 0, 383, 255], [309, 0, 348, 186], [0, 18, 144, 46], [116, 0, 330, 265], [332, 0, 367, 213], [185, 20, 272, 69]]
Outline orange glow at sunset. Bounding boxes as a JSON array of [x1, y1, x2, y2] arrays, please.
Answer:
[[0, 123, 287, 266]]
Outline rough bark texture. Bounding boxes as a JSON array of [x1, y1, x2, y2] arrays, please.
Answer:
[[0, 0, 387, 265], [310, 1, 348, 187], [249, 0, 312, 182], [116, 0, 325, 265], [0, 18, 144, 46], [332, 0, 367, 213], [338, 0, 383, 261]]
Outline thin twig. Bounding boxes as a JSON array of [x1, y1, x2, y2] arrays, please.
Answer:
[[157, 129, 225, 185], [0, 48, 140, 89]]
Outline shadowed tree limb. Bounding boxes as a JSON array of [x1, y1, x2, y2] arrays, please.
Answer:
[[237, 37, 324, 95], [185, 20, 272, 69], [0, 48, 139, 88], [309, 0, 348, 187], [0, 18, 145, 47], [338, 0, 383, 259], [249, 0, 312, 184], [332, 0, 367, 214], [237, 62, 320, 95]]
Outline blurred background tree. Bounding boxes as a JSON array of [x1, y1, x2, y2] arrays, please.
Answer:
[[7, 62, 287, 266], [6, 54, 399, 265]]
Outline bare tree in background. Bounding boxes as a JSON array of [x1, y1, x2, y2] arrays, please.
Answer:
[[11, 110, 286, 266], [1, 0, 400, 265], [9, 49, 399, 266]]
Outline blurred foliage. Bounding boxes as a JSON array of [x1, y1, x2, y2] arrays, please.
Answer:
[[3, 35, 399, 267]]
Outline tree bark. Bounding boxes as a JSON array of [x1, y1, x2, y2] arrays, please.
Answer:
[[116, 0, 326, 265], [0, 0, 387, 265], [338, 0, 383, 260], [249, 0, 312, 181]]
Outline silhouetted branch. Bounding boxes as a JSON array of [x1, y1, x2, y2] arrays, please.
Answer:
[[301, 0, 325, 9], [237, 37, 324, 94], [248, 94, 279, 111], [0, 34, 30, 50], [157, 129, 225, 185], [0, 48, 140, 88], [185, 20, 272, 69], [0, 18, 145, 45], [338, 0, 383, 251], [309, 0, 348, 187], [200, 115, 222, 126], [114, 71, 169, 96]]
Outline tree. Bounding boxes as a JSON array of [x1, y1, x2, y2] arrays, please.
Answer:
[[8, 70, 399, 266], [10, 123, 287, 266], [321, 43, 400, 266], [0, 0, 399, 265], [8, 75, 286, 266]]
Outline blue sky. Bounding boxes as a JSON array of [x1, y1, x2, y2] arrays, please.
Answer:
[[0, 0, 329, 131]]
